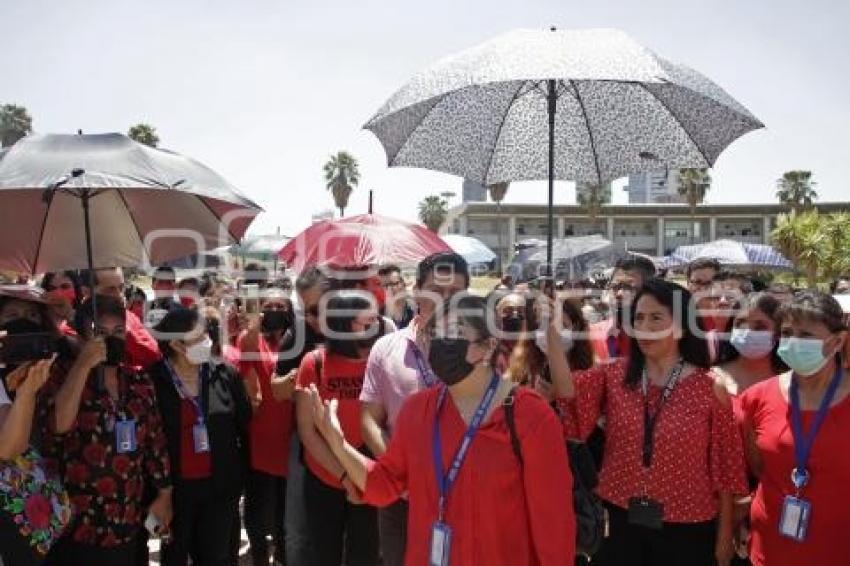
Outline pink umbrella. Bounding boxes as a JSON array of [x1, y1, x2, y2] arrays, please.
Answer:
[[279, 214, 451, 273]]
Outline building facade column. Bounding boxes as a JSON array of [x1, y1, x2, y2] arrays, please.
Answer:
[[709, 217, 717, 241], [606, 216, 615, 242], [656, 216, 665, 257], [762, 215, 772, 244], [557, 217, 565, 240], [458, 215, 468, 236], [508, 216, 517, 259]]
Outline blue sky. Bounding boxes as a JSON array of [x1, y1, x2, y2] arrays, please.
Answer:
[[2, 0, 848, 236]]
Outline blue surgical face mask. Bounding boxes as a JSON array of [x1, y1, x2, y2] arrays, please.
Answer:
[[777, 337, 831, 377], [730, 328, 775, 360]]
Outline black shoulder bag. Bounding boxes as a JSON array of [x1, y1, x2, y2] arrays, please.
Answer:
[[504, 387, 608, 558]]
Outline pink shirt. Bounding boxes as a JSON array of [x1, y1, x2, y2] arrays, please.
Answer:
[[359, 321, 436, 434]]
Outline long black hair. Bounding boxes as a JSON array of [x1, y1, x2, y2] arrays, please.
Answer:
[[624, 279, 711, 388]]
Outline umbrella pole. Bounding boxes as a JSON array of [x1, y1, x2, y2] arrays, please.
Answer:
[[546, 78, 557, 276], [81, 189, 98, 321]]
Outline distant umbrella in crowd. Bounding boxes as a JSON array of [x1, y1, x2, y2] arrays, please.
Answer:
[[0, 132, 262, 274], [441, 234, 497, 265], [365, 27, 764, 268], [278, 213, 450, 273], [510, 234, 615, 281], [664, 238, 793, 270]]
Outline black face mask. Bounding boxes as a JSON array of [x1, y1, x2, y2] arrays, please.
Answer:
[[500, 315, 523, 334], [0, 318, 43, 335], [261, 310, 291, 334], [428, 338, 475, 386], [104, 336, 125, 367]]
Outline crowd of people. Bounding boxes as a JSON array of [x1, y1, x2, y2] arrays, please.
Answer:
[[0, 253, 849, 566]]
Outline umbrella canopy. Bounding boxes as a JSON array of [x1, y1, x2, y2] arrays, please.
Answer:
[[366, 27, 763, 267], [510, 235, 615, 281], [441, 234, 497, 265], [665, 239, 793, 270], [279, 214, 451, 273], [0, 133, 262, 273], [232, 233, 291, 257]]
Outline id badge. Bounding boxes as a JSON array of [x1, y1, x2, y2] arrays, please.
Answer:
[[779, 495, 811, 542], [429, 521, 452, 566], [115, 419, 138, 453], [627, 496, 664, 530], [192, 423, 210, 453]]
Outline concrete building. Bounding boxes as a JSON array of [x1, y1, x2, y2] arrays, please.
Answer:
[[625, 169, 686, 204], [441, 202, 849, 260]]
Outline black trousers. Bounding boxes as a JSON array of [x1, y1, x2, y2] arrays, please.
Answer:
[[377, 499, 408, 566], [595, 501, 717, 566], [162, 478, 239, 566], [0, 517, 45, 566], [303, 467, 379, 566], [44, 534, 139, 566], [244, 469, 287, 566]]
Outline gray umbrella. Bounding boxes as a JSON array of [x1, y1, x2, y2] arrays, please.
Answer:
[[0, 133, 262, 274], [365, 27, 763, 268]]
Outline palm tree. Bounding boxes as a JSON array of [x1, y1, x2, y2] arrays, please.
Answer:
[[488, 182, 509, 270], [418, 195, 449, 233], [677, 168, 711, 215], [771, 211, 825, 287], [576, 182, 610, 220], [323, 151, 360, 217], [0, 104, 33, 147], [127, 123, 160, 147], [776, 170, 817, 215]]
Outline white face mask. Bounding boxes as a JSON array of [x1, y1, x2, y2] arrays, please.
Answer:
[[535, 329, 574, 354], [186, 336, 213, 365]]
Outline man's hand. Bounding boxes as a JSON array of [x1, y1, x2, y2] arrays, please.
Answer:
[[270, 369, 297, 401]]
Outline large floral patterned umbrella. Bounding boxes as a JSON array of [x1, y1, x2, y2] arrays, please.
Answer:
[[365, 27, 763, 268]]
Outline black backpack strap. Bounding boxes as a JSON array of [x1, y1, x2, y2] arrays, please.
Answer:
[[312, 348, 323, 383], [504, 386, 523, 466]]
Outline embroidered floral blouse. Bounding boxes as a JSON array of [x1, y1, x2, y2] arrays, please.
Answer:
[[38, 367, 171, 547]]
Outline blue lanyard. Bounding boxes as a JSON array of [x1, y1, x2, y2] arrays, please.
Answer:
[[165, 360, 209, 424], [432, 372, 501, 521], [789, 365, 844, 491], [411, 344, 438, 388]]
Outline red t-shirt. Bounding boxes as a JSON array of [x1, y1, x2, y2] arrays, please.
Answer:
[[237, 333, 292, 477], [558, 359, 748, 522], [297, 349, 367, 488], [739, 377, 850, 566], [125, 310, 162, 370], [179, 398, 212, 479], [363, 386, 576, 565]]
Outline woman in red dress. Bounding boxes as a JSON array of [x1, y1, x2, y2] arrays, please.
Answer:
[[308, 293, 576, 566], [552, 279, 748, 566], [739, 290, 850, 566]]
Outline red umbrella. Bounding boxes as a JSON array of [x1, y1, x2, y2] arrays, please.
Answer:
[[279, 214, 451, 273]]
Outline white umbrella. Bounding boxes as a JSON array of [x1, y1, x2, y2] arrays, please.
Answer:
[[441, 234, 497, 265], [366, 27, 763, 268], [666, 239, 793, 270], [0, 133, 262, 274]]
